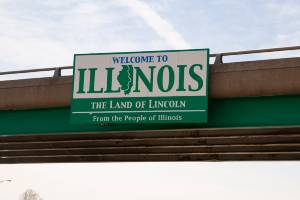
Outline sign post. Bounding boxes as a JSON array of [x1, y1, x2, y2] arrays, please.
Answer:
[[71, 49, 209, 124]]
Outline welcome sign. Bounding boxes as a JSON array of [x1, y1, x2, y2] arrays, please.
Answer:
[[71, 49, 209, 124]]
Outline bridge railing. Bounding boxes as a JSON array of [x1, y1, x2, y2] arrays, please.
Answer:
[[0, 45, 299, 78]]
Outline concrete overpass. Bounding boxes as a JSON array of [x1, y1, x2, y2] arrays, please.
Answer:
[[1, 46, 300, 163]]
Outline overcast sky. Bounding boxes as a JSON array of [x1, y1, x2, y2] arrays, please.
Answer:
[[1, 0, 300, 199]]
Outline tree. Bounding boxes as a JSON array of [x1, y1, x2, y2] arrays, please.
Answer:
[[21, 189, 43, 200]]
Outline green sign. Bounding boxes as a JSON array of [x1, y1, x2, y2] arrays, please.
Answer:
[[71, 49, 209, 124]]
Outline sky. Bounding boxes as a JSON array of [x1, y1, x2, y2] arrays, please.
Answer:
[[0, 0, 300, 71], [1, 162, 300, 200], [1, 0, 300, 199]]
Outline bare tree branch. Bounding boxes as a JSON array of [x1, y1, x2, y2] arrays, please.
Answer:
[[21, 189, 43, 200]]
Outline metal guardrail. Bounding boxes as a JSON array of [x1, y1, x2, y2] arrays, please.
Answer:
[[211, 45, 300, 64], [0, 66, 72, 77], [0, 45, 299, 78]]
